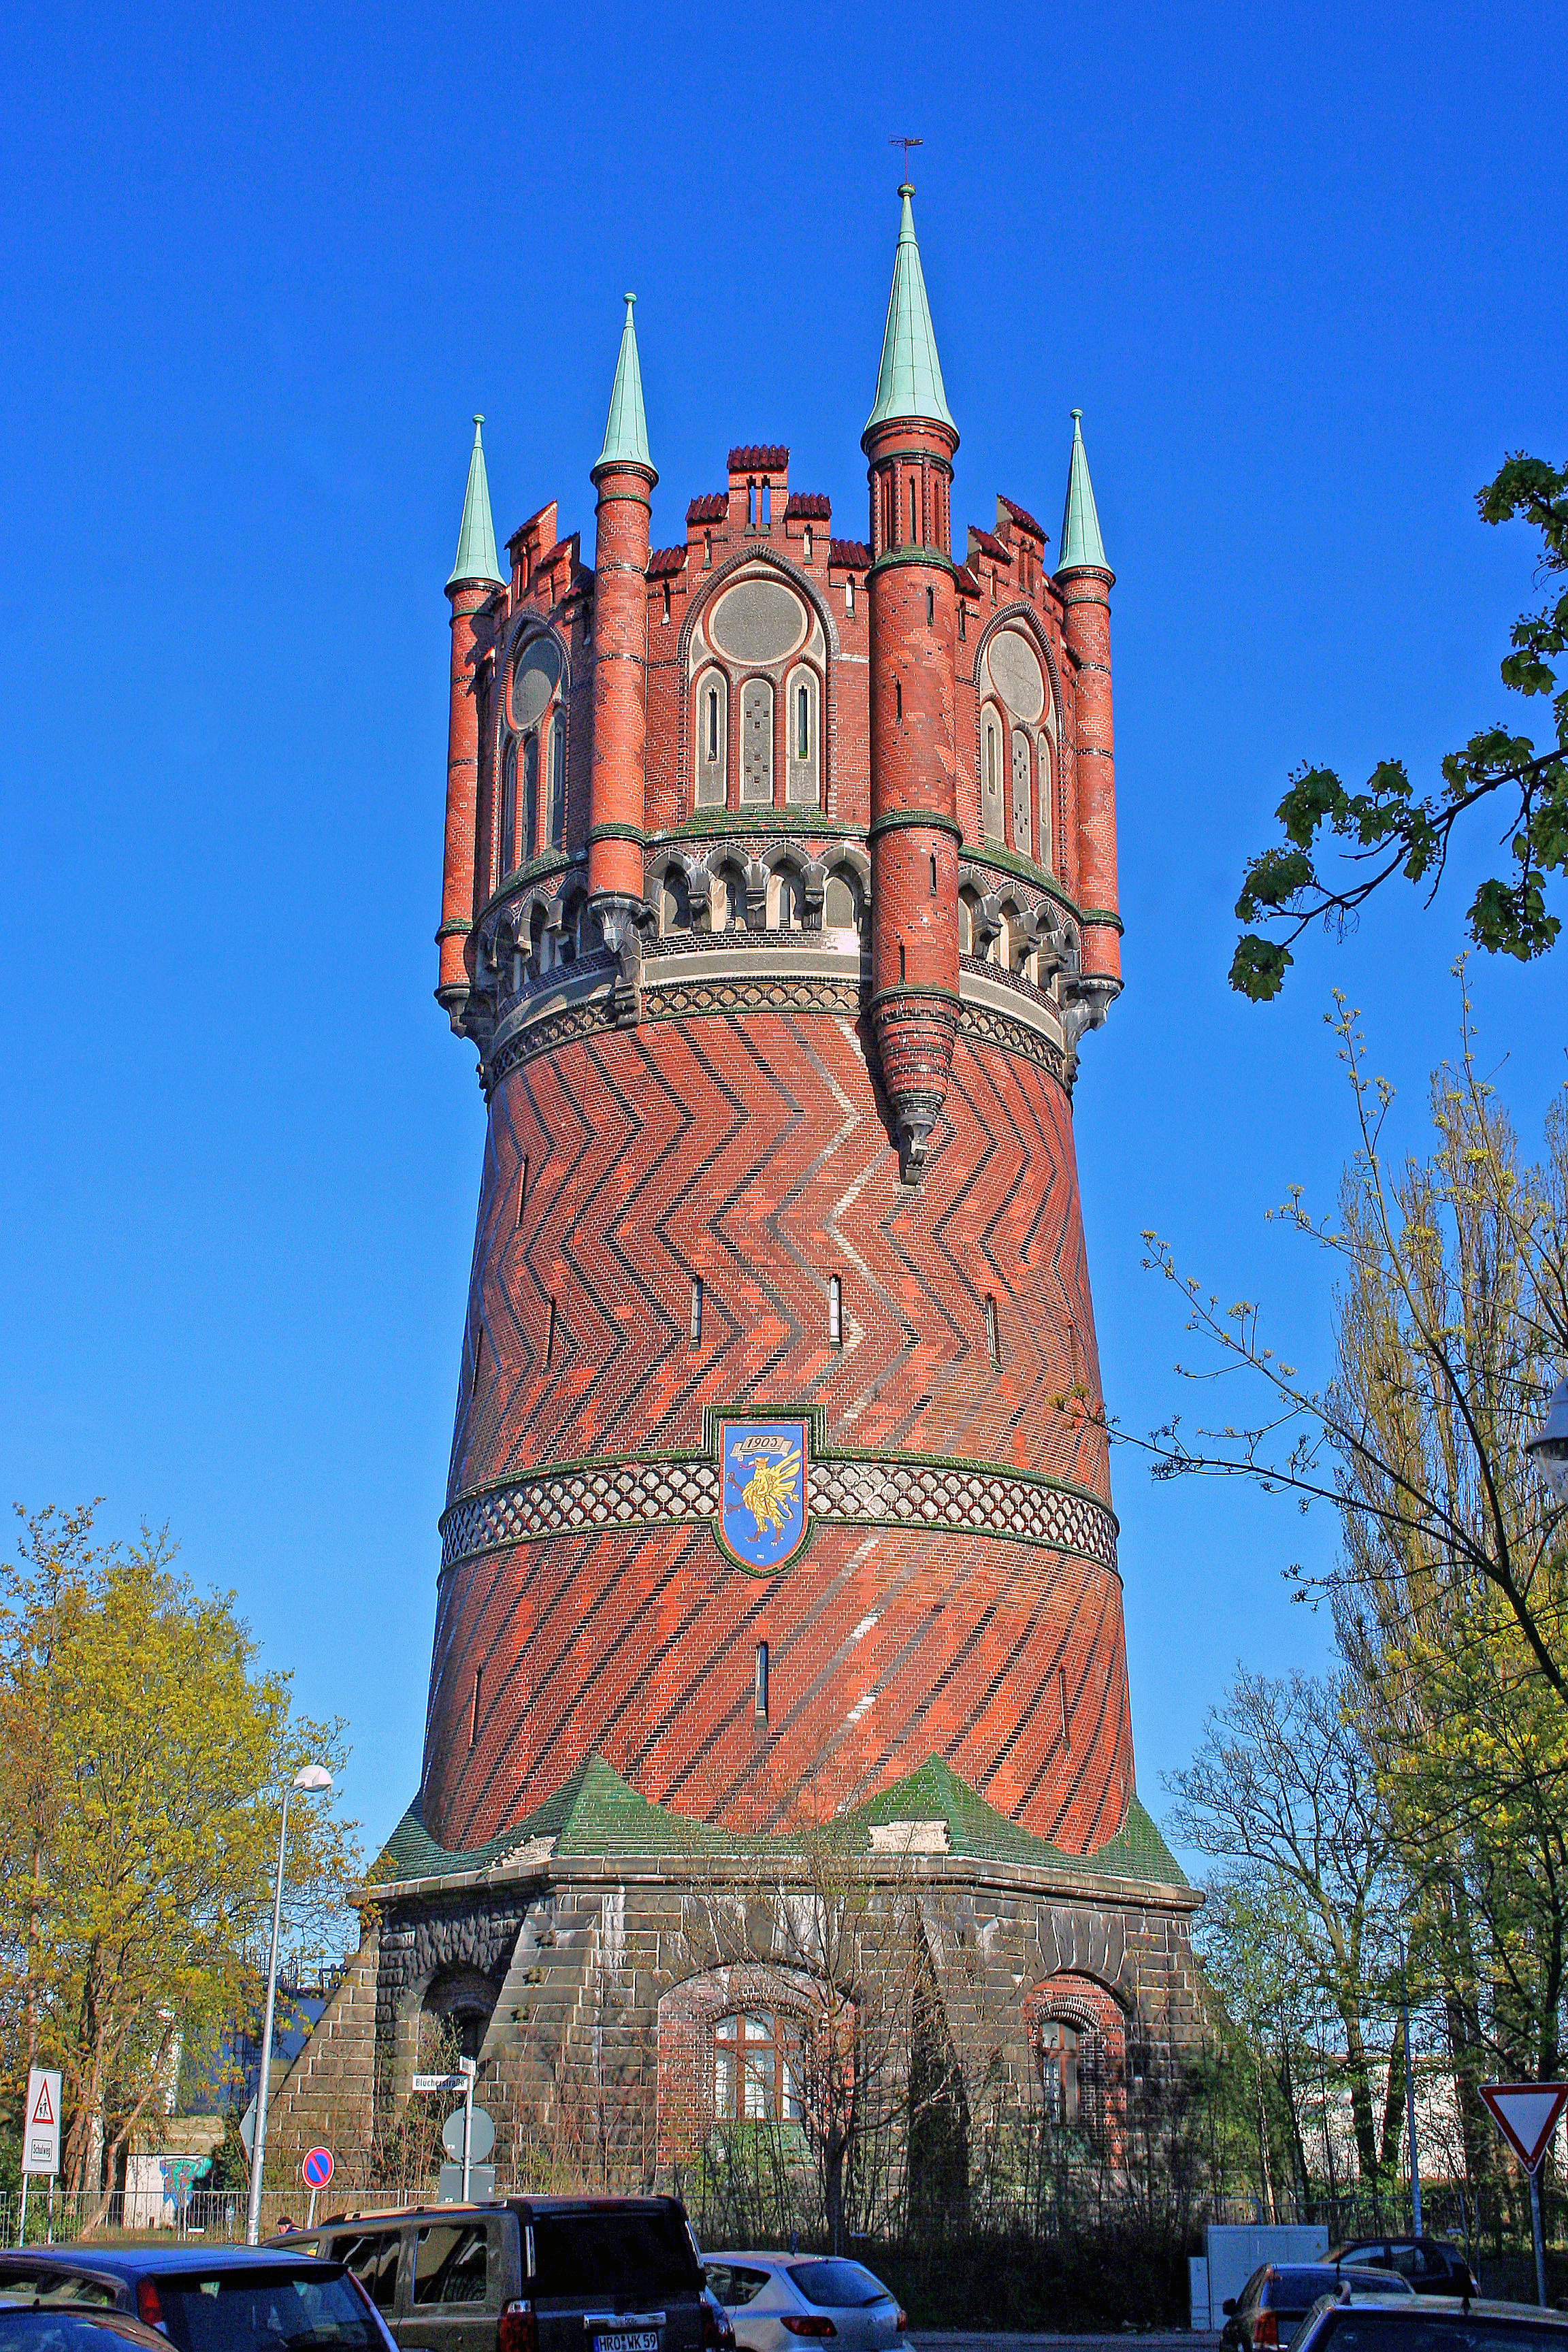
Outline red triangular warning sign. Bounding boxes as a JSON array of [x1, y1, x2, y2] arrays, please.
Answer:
[[1480, 2081, 1568, 2174], [31, 2078, 54, 2127]]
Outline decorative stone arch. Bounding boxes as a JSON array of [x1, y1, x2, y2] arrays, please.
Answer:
[[655, 1961, 836, 2173], [763, 843, 811, 932], [1021, 1970, 1131, 2153], [820, 845, 871, 943]]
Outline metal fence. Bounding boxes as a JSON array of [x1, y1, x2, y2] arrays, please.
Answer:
[[0, 2187, 386, 2249]]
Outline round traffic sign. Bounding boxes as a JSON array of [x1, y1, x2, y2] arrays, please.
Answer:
[[301, 2147, 334, 2191], [441, 2105, 495, 2164]]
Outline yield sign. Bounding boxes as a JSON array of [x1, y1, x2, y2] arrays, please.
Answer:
[[31, 2078, 54, 2127], [1480, 2082, 1568, 2175]]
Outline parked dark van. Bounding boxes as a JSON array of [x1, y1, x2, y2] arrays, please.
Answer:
[[291, 2197, 727, 2352]]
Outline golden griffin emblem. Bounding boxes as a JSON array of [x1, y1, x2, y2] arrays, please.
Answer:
[[739, 1446, 801, 1541]]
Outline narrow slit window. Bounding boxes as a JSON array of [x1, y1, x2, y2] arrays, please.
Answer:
[[706, 685, 719, 764], [899, 941, 906, 981], [985, 1293, 1000, 1367], [470, 1666, 483, 1749], [748, 482, 757, 529], [829, 1275, 843, 1348], [802, 526, 813, 561], [545, 1297, 557, 1368], [895, 679, 902, 721], [845, 577, 853, 617], [754, 1642, 769, 1719], [662, 581, 671, 623], [472, 1324, 485, 1386], [516, 1156, 529, 1227], [959, 604, 966, 640], [797, 684, 809, 761], [761, 483, 771, 527], [926, 585, 934, 625], [704, 530, 713, 568], [690, 1277, 703, 1345], [929, 853, 938, 898], [1060, 1664, 1071, 1750], [909, 477, 919, 544]]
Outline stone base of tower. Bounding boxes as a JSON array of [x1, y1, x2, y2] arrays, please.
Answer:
[[270, 1757, 1203, 2204]]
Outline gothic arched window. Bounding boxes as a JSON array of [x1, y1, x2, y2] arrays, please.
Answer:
[[981, 710, 1004, 842], [499, 741, 517, 880], [546, 717, 566, 849], [785, 668, 819, 806], [523, 735, 539, 866], [696, 671, 726, 808]]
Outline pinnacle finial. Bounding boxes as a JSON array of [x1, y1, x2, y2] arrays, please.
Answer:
[[864, 182, 956, 443], [594, 293, 655, 483], [1057, 407, 1109, 576], [448, 413, 502, 590]]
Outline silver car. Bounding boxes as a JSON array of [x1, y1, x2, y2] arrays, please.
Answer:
[[704, 2257, 908, 2352]]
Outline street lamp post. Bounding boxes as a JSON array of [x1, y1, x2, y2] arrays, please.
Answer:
[[246, 1765, 332, 2247], [1526, 1375, 1568, 1502]]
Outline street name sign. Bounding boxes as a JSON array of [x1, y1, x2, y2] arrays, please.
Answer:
[[1479, 2082, 1568, 2174], [412, 2073, 468, 2094]]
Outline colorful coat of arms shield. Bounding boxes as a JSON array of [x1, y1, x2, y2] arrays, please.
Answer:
[[718, 1418, 810, 1572]]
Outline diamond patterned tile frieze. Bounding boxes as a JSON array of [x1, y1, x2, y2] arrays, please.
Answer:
[[441, 1453, 1117, 1575]]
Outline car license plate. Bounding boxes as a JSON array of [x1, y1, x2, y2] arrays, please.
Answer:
[[593, 2335, 659, 2352]]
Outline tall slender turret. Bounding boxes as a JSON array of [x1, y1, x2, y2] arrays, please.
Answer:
[[862, 186, 961, 1181], [439, 417, 503, 1028], [587, 297, 656, 965], [1056, 409, 1120, 1000]]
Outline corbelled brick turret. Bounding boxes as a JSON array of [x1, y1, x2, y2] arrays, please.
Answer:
[[587, 297, 656, 977], [438, 418, 502, 1030], [863, 186, 961, 1182], [1056, 409, 1120, 1003]]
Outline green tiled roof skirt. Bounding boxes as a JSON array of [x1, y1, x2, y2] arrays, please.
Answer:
[[370, 1754, 1186, 1890]]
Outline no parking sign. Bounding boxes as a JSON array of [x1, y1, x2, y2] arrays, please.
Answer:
[[301, 2146, 333, 2223]]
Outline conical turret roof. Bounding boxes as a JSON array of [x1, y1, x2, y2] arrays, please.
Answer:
[[446, 416, 502, 589], [593, 293, 655, 481], [1057, 408, 1109, 574], [864, 186, 956, 440]]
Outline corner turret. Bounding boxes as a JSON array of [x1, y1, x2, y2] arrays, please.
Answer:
[[588, 297, 657, 1003], [439, 417, 503, 1028], [1055, 410, 1120, 1002], [862, 187, 961, 1183]]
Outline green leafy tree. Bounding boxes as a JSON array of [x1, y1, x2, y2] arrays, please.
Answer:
[[0, 1505, 360, 2225], [1232, 457, 1567, 1000], [1169, 1669, 1407, 2187]]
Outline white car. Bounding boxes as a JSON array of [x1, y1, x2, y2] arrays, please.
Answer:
[[704, 2255, 909, 2352]]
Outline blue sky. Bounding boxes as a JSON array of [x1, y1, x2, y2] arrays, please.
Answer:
[[1, 1, 1563, 1879]]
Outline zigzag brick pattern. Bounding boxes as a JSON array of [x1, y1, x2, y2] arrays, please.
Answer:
[[423, 1011, 1132, 1856]]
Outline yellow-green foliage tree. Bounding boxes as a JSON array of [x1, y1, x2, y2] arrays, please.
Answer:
[[0, 1503, 359, 2220]]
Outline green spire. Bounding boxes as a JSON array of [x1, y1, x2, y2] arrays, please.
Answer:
[[864, 186, 957, 440], [446, 416, 502, 589], [1057, 408, 1109, 574], [593, 293, 655, 482]]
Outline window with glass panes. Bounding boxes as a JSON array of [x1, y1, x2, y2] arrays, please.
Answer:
[[714, 2011, 802, 2123], [1038, 2019, 1080, 2123]]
